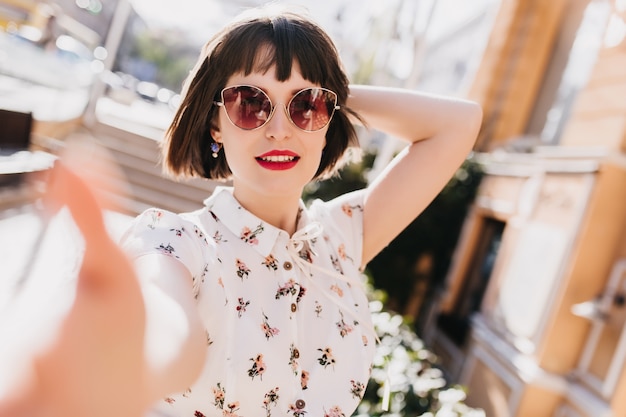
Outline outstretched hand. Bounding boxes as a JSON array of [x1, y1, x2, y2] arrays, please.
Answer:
[[0, 160, 149, 417]]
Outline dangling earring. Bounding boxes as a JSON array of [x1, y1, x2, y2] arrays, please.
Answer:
[[211, 142, 222, 158]]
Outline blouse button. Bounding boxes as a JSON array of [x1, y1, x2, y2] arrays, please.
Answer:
[[295, 399, 306, 409], [290, 303, 297, 313], [293, 348, 300, 358], [283, 261, 293, 270]]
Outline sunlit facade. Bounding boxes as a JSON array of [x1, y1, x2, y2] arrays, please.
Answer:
[[422, 1, 626, 416]]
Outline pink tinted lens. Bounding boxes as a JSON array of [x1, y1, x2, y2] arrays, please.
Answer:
[[289, 88, 337, 131], [221, 86, 272, 130]]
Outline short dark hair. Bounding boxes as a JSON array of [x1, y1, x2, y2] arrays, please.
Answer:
[[162, 6, 362, 181]]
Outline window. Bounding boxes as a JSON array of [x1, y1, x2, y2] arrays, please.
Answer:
[[438, 217, 505, 346], [526, 0, 610, 144], [575, 260, 626, 398]]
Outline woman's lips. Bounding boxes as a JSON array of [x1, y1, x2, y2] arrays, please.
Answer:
[[256, 150, 300, 171]]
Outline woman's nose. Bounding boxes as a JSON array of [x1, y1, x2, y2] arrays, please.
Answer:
[[265, 104, 292, 140]]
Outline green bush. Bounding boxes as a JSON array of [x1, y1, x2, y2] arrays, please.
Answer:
[[304, 151, 485, 417], [356, 301, 485, 417]]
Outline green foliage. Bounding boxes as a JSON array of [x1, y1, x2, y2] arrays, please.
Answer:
[[305, 150, 483, 318], [125, 29, 197, 91], [304, 150, 375, 202], [356, 302, 485, 417], [366, 158, 483, 315]]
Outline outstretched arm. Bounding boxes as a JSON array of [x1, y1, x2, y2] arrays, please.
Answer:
[[0, 162, 206, 417], [347, 85, 482, 265]]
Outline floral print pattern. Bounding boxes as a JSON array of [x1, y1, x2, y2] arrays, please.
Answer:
[[275, 278, 300, 299], [301, 370, 310, 390], [317, 347, 336, 369], [148, 209, 163, 229], [262, 254, 279, 271], [288, 343, 300, 375], [156, 242, 176, 256], [236, 297, 250, 318], [336, 312, 354, 338], [236, 258, 251, 280], [261, 312, 280, 340], [240, 224, 264, 245], [314, 301, 323, 317], [350, 379, 366, 399], [223, 402, 241, 417], [263, 387, 280, 417], [324, 406, 346, 417], [212, 383, 226, 409], [248, 354, 267, 380], [341, 203, 363, 218], [288, 404, 308, 417], [119, 188, 376, 417]]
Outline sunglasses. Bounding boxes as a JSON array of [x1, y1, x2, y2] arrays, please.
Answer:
[[214, 85, 340, 132]]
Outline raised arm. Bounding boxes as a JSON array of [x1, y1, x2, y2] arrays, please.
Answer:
[[346, 85, 482, 265]]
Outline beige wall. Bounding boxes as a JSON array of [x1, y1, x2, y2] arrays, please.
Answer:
[[433, 1, 626, 416], [515, 386, 561, 417], [469, 0, 568, 150], [561, 44, 626, 152], [538, 164, 626, 373], [465, 358, 513, 417]]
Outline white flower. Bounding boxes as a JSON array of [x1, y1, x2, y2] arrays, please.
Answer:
[[438, 388, 467, 404]]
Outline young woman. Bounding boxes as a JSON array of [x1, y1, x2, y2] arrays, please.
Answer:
[[0, 5, 481, 417]]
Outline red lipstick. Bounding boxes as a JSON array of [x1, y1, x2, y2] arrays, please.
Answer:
[[255, 150, 300, 171]]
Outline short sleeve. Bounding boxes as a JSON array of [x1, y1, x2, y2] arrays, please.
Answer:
[[309, 189, 365, 268], [119, 208, 210, 290]]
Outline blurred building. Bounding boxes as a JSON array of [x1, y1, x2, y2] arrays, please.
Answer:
[[0, 0, 115, 47], [421, 0, 626, 416]]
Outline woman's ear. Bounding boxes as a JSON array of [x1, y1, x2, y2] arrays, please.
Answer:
[[210, 122, 222, 143]]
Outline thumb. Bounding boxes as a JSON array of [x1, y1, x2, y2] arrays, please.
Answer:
[[43, 160, 108, 242], [43, 159, 135, 293]]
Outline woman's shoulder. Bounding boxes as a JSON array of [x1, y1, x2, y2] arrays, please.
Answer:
[[307, 189, 366, 266], [308, 188, 366, 224], [118, 206, 216, 278], [122, 186, 231, 242]]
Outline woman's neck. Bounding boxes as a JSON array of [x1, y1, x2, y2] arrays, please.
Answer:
[[232, 187, 302, 236]]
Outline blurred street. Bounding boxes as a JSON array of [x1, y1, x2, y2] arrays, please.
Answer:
[[0, 28, 217, 318], [3, 1, 626, 416], [0, 73, 89, 120]]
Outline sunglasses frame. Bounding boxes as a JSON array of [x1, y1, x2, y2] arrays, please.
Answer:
[[214, 85, 340, 132]]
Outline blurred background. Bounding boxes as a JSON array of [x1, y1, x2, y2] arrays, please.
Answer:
[[2, 1, 626, 416]]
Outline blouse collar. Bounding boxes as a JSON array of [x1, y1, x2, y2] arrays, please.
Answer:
[[204, 187, 311, 258]]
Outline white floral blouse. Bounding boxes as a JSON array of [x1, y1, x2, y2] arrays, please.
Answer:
[[120, 187, 377, 417]]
